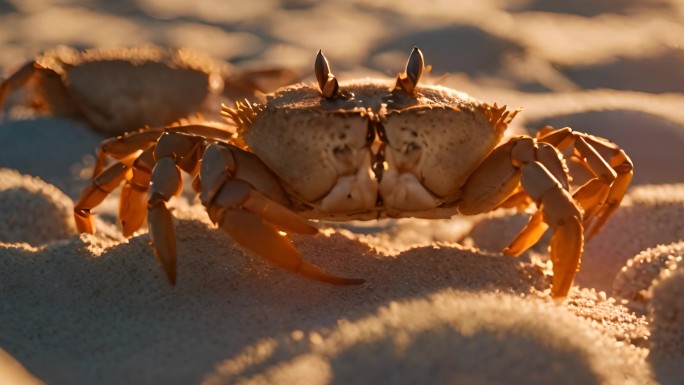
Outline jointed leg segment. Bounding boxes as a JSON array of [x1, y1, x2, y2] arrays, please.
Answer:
[[459, 134, 587, 296], [459, 126, 631, 296], [537, 127, 633, 238]]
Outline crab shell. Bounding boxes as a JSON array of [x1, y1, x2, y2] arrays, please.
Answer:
[[1, 46, 224, 134], [0, 46, 299, 135], [237, 79, 514, 220]]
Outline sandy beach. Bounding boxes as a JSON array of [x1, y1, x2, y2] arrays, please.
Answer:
[[1, 1, 684, 384]]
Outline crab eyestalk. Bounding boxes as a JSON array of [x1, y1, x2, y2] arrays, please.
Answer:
[[315, 50, 340, 99], [393, 47, 424, 95]]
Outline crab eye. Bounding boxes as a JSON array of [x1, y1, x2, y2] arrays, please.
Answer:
[[315, 50, 340, 99], [393, 47, 424, 95]]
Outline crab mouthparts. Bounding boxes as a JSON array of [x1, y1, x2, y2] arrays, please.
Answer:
[[368, 120, 388, 184]]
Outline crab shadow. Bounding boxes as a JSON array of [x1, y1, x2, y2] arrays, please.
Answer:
[[0, 118, 106, 198], [560, 50, 684, 94], [367, 26, 523, 77], [364, 25, 556, 92], [507, 0, 673, 16], [0, 217, 547, 384]]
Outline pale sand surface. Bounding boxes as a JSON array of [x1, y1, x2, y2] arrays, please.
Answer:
[[1, 1, 684, 384]]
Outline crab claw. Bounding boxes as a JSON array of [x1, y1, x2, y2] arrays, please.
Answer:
[[202, 144, 364, 285], [217, 209, 364, 285]]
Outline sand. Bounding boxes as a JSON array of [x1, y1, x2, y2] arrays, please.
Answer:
[[1, 1, 683, 384]]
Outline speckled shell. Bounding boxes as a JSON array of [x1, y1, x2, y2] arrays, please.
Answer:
[[240, 79, 513, 218], [34, 46, 222, 135]]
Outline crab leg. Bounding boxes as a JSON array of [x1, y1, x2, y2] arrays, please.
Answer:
[[145, 131, 213, 283], [0, 62, 40, 112], [92, 124, 234, 178], [167, 124, 235, 141], [92, 128, 164, 177], [119, 147, 155, 237], [459, 137, 583, 296], [147, 157, 183, 284], [223, 68, 300, 101], [81, 126, 238, 282], [0, 61, 80, 118], [577, 136, 633, 237], [503, 211, 548, 256], [537, 127, 633, 238], [201, 144, 364, 285], [516, 161, 584, 297], [74, 162, 132, 234], [75, 143, 156, 237]]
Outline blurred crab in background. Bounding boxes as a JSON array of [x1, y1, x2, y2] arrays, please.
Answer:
[[10, 46, 631, 297], [0, 45, 298, 135]]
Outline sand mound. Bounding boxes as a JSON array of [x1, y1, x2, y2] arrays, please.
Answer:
[[0, 168, 77, 245], [613, 241, 684, 312], [204, 291, 654, 385], [1, 0, 683, 383]]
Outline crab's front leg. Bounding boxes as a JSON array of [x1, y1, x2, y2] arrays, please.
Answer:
[[458, 137, 583, 297], [199, 143, 365, 285]]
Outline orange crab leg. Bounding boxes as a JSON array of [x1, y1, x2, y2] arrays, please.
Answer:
[[93, 128, 163, 176], [513, 142, 584, 296], [459, 137, 584, 296], [0, 62, 39, 112], [549, 214, 583, 297], [458, 140, 521, 215], [92, 124, 234, 178], [571, 179, 610, 223], [119, 147, 156, 237], [74, 162, 132, 234], [147, 157, 183, 284], [521, 164, 583, 297], [578, 136, 633, 237], [223, 68, 300, 101], [537, 127, 633, 238], [0, 61, 78, 117], [503, 211, 548, 256], [145, 131, 215, 284], [168, 124, 235, 141]]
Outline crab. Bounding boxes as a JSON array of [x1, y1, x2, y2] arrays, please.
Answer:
[[0, 45, 297, 135], [72, 47, 633, 297]]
